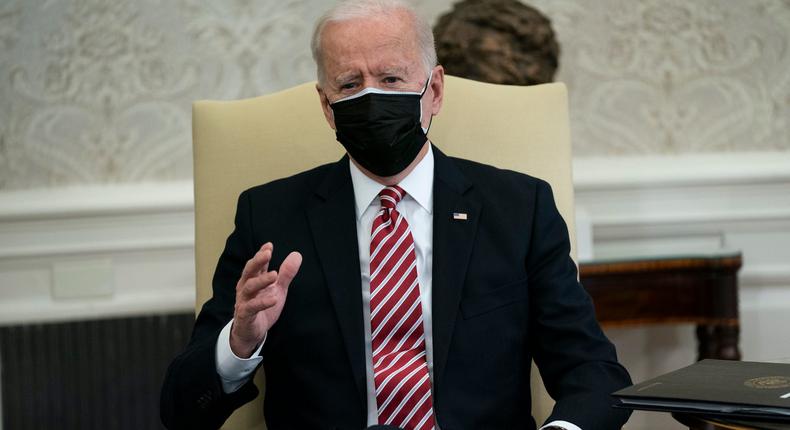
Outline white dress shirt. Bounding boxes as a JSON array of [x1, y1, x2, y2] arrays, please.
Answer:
[[213, 144, 578, 430]]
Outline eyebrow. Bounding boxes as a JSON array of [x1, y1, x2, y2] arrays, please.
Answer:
[[331, 65, 413, 87], [334, 71, 362, 86]]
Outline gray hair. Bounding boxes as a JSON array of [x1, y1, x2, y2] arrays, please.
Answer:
[[310, 0, 437, 85]]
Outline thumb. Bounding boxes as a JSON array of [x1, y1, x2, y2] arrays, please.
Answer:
[[276, 251, 303, 290]]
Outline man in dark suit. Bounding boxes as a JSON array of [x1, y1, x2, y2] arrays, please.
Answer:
[[161, 1, 632, 429]]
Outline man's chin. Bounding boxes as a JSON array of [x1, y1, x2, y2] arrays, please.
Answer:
[[348, 141, 430, 186], [350, 158, 404, 185]]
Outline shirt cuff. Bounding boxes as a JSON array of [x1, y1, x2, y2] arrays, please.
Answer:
[[540, 420, 582, 430], [215, 319, 264, 393]]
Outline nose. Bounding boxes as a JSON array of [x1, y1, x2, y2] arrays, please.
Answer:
[[360, 75, 379, 90]]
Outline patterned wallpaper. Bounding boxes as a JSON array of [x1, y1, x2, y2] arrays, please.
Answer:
[[533, 0, 790, 155], [0, 0, 788, 189]]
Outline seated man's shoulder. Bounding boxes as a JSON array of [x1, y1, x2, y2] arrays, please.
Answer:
[[243, 161, 338, 202], [449, 156, 546, 192]]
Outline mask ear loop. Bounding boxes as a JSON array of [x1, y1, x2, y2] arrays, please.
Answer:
[[419, 70, 434, 134]]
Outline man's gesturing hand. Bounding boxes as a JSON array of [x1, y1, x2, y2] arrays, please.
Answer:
[[230, 242, 302, 358]]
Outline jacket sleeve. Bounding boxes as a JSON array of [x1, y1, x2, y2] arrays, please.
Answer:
[[160, 190, 261, 429], [526, 180, 632, 430]]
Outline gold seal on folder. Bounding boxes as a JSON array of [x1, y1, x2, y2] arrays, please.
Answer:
[[744, 376, 790, 389]]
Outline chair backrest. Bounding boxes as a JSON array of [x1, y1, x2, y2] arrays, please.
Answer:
[[192, 75, 575, 429]]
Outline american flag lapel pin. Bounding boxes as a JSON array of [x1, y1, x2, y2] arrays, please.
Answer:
[[452, 212, 468, 221]]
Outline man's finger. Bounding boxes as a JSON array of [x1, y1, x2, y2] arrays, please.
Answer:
[[240, 270, 278, 300], [276, 251, 303, 291], [259, 242, 273, 273], [245, 294, 280, 315], [239, 243, 273, 284]]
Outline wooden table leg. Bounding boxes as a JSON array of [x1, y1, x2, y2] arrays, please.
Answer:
[[696, 324, 741, 361]]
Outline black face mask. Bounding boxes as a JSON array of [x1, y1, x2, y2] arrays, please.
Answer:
[[330, 73, 432, 177]]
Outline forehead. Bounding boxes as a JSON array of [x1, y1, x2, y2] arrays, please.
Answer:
[[320, 12, 422, 79]]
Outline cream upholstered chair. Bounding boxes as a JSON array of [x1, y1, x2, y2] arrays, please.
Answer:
[[192, 75, 576, 429]]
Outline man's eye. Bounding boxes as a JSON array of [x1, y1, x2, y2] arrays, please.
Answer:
[[382, 76, 400, 84], [340, 83, 357, 90]]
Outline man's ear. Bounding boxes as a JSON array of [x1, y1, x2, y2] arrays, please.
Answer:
[[429, 65, 445, 116], [316, 84, 336, 130]]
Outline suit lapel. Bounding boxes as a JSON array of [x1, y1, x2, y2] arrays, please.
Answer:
[[306, 156, 368, 408], [430, 147, 482, 399]]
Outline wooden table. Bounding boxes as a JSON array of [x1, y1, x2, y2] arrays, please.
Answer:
[[579, 252, 743, 361]]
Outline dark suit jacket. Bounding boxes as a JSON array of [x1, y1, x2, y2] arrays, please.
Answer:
[[161, 146, 632, 430]]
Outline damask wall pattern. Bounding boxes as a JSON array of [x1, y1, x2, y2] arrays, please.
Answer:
[[0, 0, 323, 189], [528, 0, 790, 156], [0, 0, 788, 189]]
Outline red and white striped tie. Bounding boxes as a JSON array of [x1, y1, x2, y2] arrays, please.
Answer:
[[369, 185, 435, 430]]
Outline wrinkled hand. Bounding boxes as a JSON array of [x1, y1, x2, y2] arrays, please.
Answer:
[[230, 242, 302, 358]]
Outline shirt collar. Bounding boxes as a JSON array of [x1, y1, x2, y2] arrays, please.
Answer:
[[348, 143, 435, 220]]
